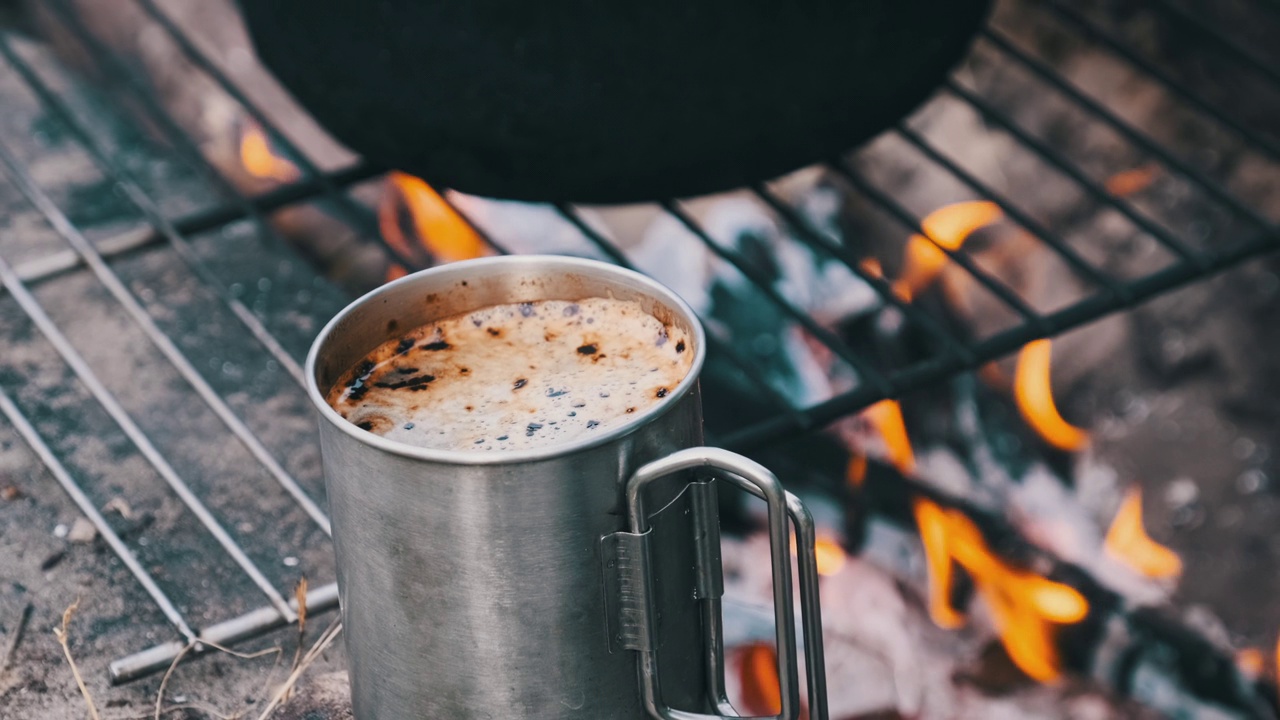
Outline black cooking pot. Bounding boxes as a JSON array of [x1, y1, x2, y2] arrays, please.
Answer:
[[239, 1, 992, 203]]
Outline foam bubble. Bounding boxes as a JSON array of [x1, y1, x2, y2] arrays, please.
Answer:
[[327, 298, 693, 451]]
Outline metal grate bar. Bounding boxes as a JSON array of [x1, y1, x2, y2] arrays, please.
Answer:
[[40, 0, 394, 271], [11, 162, 382, 286], [1147, 0, 1280, 89], [129, 0, 412, 266], [132, 0, 510, 269], [553, 203, 809, 428], [0, 134, 331, 534], [660, 199, 894, 396], [722, 226, 1280, 449], [1044, 2, 1280, 163], [942, 79, 1208, 267], [827, 159, 1047, 327], [981, 26, 1278, 231], [0, 35, 309, 388], [0, 251, 296, 621], [0, 387, 197, 643], [892, 124, 1129, 299], [747, 183, 976, 363]]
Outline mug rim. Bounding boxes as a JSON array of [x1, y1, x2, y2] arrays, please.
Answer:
[[304, 255, 708, 466]]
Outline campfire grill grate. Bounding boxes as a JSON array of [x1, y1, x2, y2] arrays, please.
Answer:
[[0, 0, 1276, 693]]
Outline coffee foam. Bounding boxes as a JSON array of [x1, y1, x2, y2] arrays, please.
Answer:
[[326, 297, 694, 451]]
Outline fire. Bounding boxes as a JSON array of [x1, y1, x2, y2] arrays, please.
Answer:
[[913, 498, 1089, 682], [896, 201, 1002, 299], [814, 535, 848, 577], [1104, 164, 1159, 198], [1014, 339, 1089, 452], [1235, 647, 1263, 677], [846, 453, 868, 488], [238, 121, 299, 183], [379, 171, 489, 279], [736, 644, 807, 719], [1104, 488, 1182, 579], [865, 399, 916, 475]]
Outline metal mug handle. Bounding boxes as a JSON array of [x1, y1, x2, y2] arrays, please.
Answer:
[[618, 447, 829, 720]]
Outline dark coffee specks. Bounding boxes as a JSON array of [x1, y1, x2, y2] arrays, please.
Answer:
[[599, 392, 610, 398], [396, 367, 419, 375], [572, 402, 587, 408], [577, 344, 597, 355], [656, 388, 668, 398], [497, 435, 509, 441], [421, 341, 451, 351], [568, 411, 576, 417], [546, 388, 567, 397], [513, 378, 528, 390], [396, 337, 415, 354], [625, 407, 636, 414], [487, 327, 501, 337], [676, 341, 686, 353], [526, 422, 544, 436], [356, 420, 374, 431], [374, 374, 436, 390], [403, 422, 415, 430], [586, 420, 600, 429]]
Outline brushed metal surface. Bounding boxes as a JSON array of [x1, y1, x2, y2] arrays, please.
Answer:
[[305, 256, 826, 719]]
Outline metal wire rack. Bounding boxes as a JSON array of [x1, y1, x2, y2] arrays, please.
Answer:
[[0, 0, 1276, 684]]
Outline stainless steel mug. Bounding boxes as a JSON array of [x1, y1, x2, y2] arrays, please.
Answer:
[[305, 255, 828, 720]]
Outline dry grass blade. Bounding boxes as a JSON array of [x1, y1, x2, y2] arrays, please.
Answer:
[[1, 602, 32, 674], [290, 576, 308, 677], [149, 638, 282, 720], [54, 599, 101, 720], [255, 618, 342, 720]]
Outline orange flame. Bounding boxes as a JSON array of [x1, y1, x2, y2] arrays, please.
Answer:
[[238, 122, 299, 183], [865, 399, 916, 475], [379, 171, 489, 280], [1104, 488, 1182, 579], [815, 535, 848, 577], [897, 201, 1003, 299], [913, 498, 1089, 682], [1014, 340, 1089, 452], [846, 454, 868, 489], [1104, 164, 1159, 198], [737, 644, 808, 719], [1235, 647, 1264, 678]]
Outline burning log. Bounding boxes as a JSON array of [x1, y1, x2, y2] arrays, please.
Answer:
[[833, 456, 1280, 718]]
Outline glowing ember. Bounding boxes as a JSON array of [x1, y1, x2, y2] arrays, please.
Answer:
[[1104, 488, 1182, 579], [865, 399, 916, 475], [736, 644, 807, 719], [238, 121, 299, 182], [814, 535, 848, 577], [738, 643, 783, 716], [846, 453, 868, 489], [1104, 163, 1159, 198], [913, 498, 1089, 682], [1235, 647, 1264, 678], [1014, 339, 1089, 452], [379, 171, 489, 280], [897, 201, 1002, 299]]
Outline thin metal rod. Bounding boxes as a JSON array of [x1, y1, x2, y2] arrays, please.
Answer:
[[0, 388, 196, 643], [661, 199, 895, 397], [552, 203, 809, 428], [980, 26, 1278, 231], [748, 183, 977, 363], [0, 36, 308, 387], [1147, 0, 1280, 89], [942, 79, 1207, 267], [1042, 2, 1280, 164], [134, 0, 508, 265], [0, 252, 295, 621], [723, 227, 1280, 450], [10, 162, 383, 286], [826, 160, 1047, 327], [0, 135, 331, 536], [110, 582, 340, 684], [40, 0, 406, 269], [891, 124, 1129, 299]]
